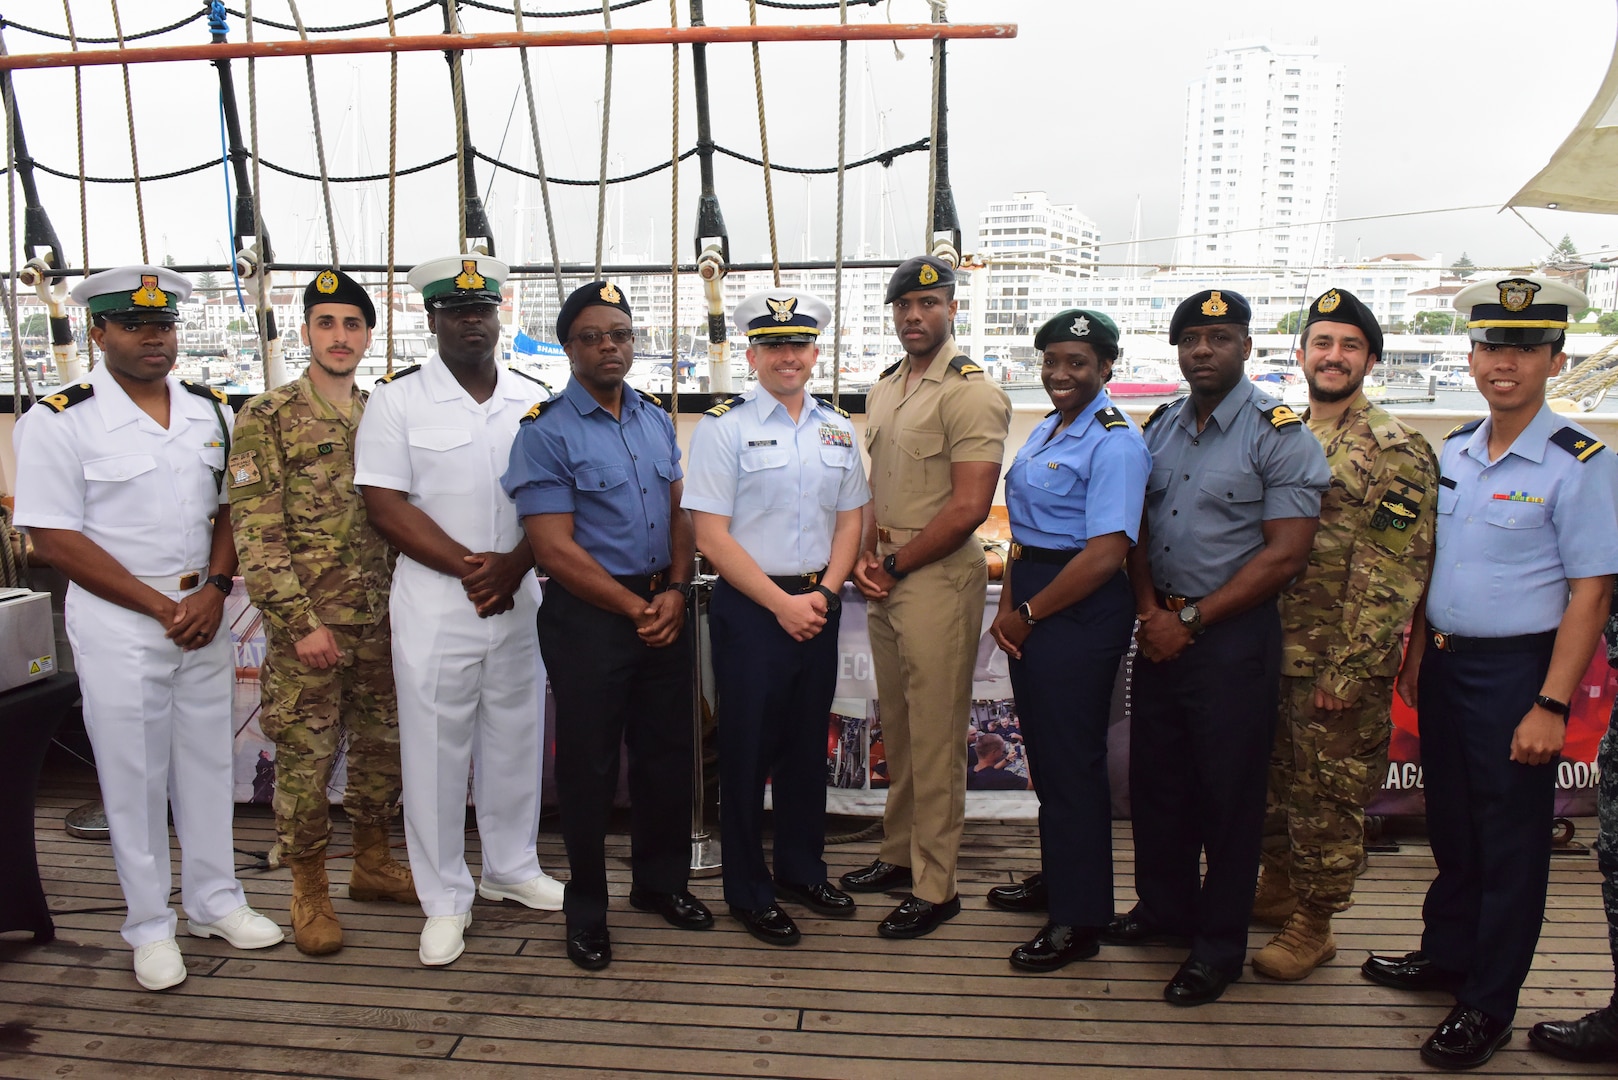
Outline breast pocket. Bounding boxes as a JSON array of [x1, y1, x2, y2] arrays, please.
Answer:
[[1145, 466, 1172, 507], [818, 445, 856, 508], [1025, 460, 1079, 497], [1482, 500, 1550, 564], [577, 464, 629, 493], [83, 454, 161, 526], [897, 426, 948, 493], [407, 427, 474, 494], [1192, 469, 1263, 540]]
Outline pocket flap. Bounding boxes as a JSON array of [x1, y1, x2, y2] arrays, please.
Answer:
[[83, 454, 157, 483], [898, 428, 946, 461], [740, 447, 790, 473], [408, 427, 473, 452], [1483, 500, 1548, 529], [1198, 470, 1262, 503], [577, 464, 628, 491]]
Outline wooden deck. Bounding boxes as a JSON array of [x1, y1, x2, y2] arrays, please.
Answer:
[[5, 757, 1617, 1079]]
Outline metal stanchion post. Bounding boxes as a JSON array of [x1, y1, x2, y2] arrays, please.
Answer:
[[689, 571, 722, 876]]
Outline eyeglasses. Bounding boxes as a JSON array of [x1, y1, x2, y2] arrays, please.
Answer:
[[571, 328, 635, 347]]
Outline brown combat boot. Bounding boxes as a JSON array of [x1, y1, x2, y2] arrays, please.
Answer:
[[1251, 863, 1298, 928], [349, 822, 418, 904], [288, 855, 343, 956], [1251, 907, 1336, 980]]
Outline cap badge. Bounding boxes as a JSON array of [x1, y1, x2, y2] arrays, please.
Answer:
[[767, 296, 798, 323], [1317, 289, 1341, 314], [918, 263, 939, 286], [600, 281, 623, 304], [315, 270, 339, 295], [1071, 315, 1090, 337], [454, 260, 487, 291], [1498, 278, 1540, 312], [132, 274, 168, 308], [1201, 291, 1229, 317]]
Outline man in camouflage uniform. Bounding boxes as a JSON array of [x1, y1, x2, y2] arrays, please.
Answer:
[[229, 269, 415, 956], [1253, 288, 1436, 980]]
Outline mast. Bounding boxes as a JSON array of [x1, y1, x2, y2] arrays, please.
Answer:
[[688, 0, 733, 394], [441, 0, 495, 254]]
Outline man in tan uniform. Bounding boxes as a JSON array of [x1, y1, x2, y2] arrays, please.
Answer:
[[230, 269, 415, 956], [847, 255, 1012, 938]]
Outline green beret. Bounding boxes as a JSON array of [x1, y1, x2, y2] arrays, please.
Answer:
[[1034, 308, 1118, 352]]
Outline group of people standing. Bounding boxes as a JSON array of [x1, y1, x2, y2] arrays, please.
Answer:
[[14, 252, 1618, 1072]]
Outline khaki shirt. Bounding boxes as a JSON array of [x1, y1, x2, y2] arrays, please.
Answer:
[[864, 338, 1011, 531], [229, 374, 390, 637], [1279, 392, 1437, 701]]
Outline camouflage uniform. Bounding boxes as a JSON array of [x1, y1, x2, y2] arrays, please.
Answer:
[[1265, 393, 1437, 912], [229, 374, 397, 861]]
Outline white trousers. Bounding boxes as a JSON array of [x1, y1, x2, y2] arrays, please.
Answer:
[[65, 585, 247, 947], [392, 566, 545, 917]]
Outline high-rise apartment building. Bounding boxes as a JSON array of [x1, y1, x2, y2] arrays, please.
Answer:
[[976, 191, 1101, 278], [1173, 40, 1344, 270]]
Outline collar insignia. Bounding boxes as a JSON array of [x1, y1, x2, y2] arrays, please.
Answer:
[[454, 260, 487, 291], [132, 274, 168, 308], [767, 296, 798, 323], [315, 270, 339, 295], [1498, 278, 1540, 312], [1201, 291, 1228, 317]]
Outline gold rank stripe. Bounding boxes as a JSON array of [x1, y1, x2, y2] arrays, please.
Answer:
[[747, 326, 822, 337], [1467, 318, 1568, 328]]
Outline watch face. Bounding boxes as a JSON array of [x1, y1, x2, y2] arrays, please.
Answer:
[[1178, 606, 1197, 624]]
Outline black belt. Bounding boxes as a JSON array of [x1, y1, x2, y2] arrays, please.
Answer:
[[766, 568, 828, 593], [1009, 542, 1081, 566], [1155, 590, 1204, 612], [1429, 629, 1557, 654], [614, 569, 670, 598]]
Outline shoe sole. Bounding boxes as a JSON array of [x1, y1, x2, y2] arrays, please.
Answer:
[[568, 951, 612, 971], [1164, 973, 1239, 1007], [349, 886, 418, 904], [1526, 1029, 1618, 1063], [1420, 1026, 1511, 1069], [185, 921, 285, 950], [733, 918, 802, 948], [134, 963, 187, 991], [1252, 945, 1336, 981], [476, 883, 564, 911], [419, 942, 466, 966], [1009, 942, 1100, 973], [876, 905, 961, 940]]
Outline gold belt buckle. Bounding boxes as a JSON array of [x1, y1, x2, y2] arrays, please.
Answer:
[[1164, 594, 1188, 612], [179, 572, 201, 590], [1431, 631, 1450, 652], [877, 526, 894, 545], [806, 571, 821, 587], [648, 570, 667, 594], [1009, 542, 1024, 561]]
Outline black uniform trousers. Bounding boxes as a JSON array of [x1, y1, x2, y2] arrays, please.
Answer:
[[537, 579, 694, 931], [709, 579, 841, 910], [1129, 599, 1281, 976], [1417, 638, 1556, 1023], [1007, 567, 1134, 929]]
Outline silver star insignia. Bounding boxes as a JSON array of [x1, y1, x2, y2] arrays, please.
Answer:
[[1071, 315, 1090, 337]]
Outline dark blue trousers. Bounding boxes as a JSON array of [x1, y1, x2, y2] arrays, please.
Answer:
[[709, 579, 841, 910], [1007, 567, 1134, 928], [1129, 600, 1281, 976], [1418, 640, 1556, 1023]]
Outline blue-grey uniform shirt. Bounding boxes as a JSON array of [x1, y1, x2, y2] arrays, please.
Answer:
[[501, 377, 682, 576], [681, 388, 870, 575], [1426, 404, 1618, 636], [1142, 378, 1331, 598], [1004, 389, 1151, 549]]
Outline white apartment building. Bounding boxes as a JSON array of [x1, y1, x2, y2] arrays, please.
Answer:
[[975, 191, 1101, 278]]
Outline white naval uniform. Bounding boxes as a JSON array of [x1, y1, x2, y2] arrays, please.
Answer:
[[353, 356, 550, 918], [13, 361, 245, 948]]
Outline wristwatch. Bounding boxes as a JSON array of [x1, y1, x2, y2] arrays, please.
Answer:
[[1534, 694, 1571, 717], [813, 583, 842, 614], [665, 581, 697, 601], [882, 553, 908, 581], [1177, 603, 1203, 636], [1017, 601, 1038, 627], [206, 573, 234, 596]]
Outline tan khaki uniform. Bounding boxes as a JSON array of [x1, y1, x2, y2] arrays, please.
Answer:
[[229, 374, 398, 861], [1265, 392, 1436, 911], [864, 338, 1011, 903]]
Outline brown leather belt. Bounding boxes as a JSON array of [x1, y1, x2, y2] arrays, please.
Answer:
[[767, 568, 827, 593], [615, 569, 669, 598], [876, 525, 920, 546], [1009, 542, 1081, 566], [1155, 589, 1203, 612], [1429, 629, 1556, 654]]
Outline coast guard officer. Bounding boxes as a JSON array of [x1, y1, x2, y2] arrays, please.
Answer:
[[504, 281, 709, 972], [355, 254, 561, 968], [1362, 274, 1618, 1070], [14, 265, 283, 991], [683, 289, 871, 946], [1121, 288, 1330, 1006]]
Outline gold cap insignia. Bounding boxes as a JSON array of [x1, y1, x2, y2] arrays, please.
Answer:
[[1317, 289, 1341, 314], [918, 264, 939, 286], [766, 297, 798, 323], [1201, 290, 1228, 317], [1498, 278, 1540, 312], [453, 260, 487, 291], [600, 281, 623, 304], [132, 274, 168, 308], [315, 270, 339, 294]]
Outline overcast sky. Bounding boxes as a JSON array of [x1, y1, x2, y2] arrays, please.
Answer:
[[4, 0, 1616, 277]]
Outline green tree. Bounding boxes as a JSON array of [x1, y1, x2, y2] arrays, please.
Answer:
[[1557, 234, 1578, 259], [162, 254, 178, 268], [1599, 311, 1618, 336], [1576, 306, 1601, 323], [1453, 252, 1475, 279], [1273, 309, 1306, 334], [1410, 310, 1462, 335], [20, 313, 48, 337], [227, 317, 254, 333], [198, 271, 220, 292]]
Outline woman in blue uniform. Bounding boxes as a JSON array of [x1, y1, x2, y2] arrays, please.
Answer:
[[987, 309, 1151, 971]]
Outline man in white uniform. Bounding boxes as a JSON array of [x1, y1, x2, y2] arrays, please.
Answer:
[[355, 254, 560, 967], [14, 265, 283, 991]]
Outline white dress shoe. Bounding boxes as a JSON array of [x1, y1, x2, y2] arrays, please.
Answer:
[[133, 938, 187, 991], [478, 872, 565, 911], [419, 912, 472, 966], [187, 905, 285, 950]]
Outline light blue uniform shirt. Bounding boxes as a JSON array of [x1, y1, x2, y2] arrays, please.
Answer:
[[1426, 403, 1618, 636], [1004, 389, 1150, 549], [681, 388, 870, 575], [1142, 378, 1331, 598], [501, 377, 682, 576]]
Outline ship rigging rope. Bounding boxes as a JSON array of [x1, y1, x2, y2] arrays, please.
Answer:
[[287, 0, 340, 270], [667, 0, 679, 419], [245, 0, 271, 380], [62, 0, 92, 369], [514, 0, 566, 303], [448, 0, 471, 254], [4, 36, 23, 409], [746, 0, 781, 286], [386, 0, 399, 373], [109, 0, 149, 263], [594, 0, 613, 277], [830, 0, 847, 403]]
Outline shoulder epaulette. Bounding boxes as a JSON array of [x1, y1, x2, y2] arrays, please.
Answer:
[[1365, 406, 1413, 452], [378, 364, 421, 384], [1143, 400, 1174, 429], [1259, 402, 1303, 430], [519, 399, 552, 424], [182, 380, 229, 405], [1550, 425, 1607, 462], [704, 394, 744, 418], [814, 395, 852, 419], [37, 382, 94, 413], [637, 387, 664, 409], [1095, 405, 1129, 431], [948, 354, 984, 377], [880, 360, 902, 380], [507, 366, 553, 394], [1445, 419, 1483, 440]]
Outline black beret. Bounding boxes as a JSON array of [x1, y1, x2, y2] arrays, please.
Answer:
[[1169, 289, 1252, 345], [1034, 308, 1119, 353], [885, 255, 956, 304], [303, 269, 376, 327], [556, 280, 633, 342], [1303, 288, 1382, 360]]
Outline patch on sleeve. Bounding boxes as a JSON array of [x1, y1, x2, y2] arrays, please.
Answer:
[[228, 451, 263, 489]]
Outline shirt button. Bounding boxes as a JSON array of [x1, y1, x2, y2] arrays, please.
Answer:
[[1183, 474, 1190, 480], [1192, 439, 1200, 446], [642, 488, 647, 494], [1171, 509, 1178, 516]]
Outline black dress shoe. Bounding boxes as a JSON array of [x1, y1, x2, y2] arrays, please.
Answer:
[[1529, 1005, 1618, 1062], [774, 880, 856, 917], [1359, 950, 1465, 992], [628, 888, 714, 930], [566, 925, 612, 971], [1009, 922, 1099, 972], [730, 903, 802, 947], [838, 859, 913, 894], [876, 894, 961, 939], [1164, 958, 1239, 1006], [1421, 1004, 1512, 1069], [1099, 909, 1191, 948], [986, 873, 1048, 913]]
